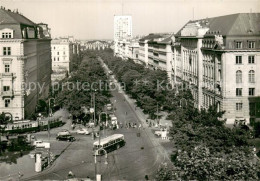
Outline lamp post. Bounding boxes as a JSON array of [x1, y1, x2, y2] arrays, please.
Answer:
[[47, 98, 55, 165], [48, 98, 55, 141], [94, 148, 108, 181], [97, 112, 108, 176]]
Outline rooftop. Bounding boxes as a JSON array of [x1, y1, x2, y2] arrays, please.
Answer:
[[0, 8, 35, 26], [176, 13, 260, 37]]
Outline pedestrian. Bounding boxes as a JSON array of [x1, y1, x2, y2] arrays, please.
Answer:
[[68, 171, 74, 177], [129, 123, 131, 128]]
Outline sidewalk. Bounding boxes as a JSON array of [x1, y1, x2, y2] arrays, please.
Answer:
[[0, 109, 71, 181]]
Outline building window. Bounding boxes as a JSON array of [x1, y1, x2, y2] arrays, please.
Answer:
[[236, 56, 242, 64], [57, 52, 59, 55], [236, 103, 243, 111], [153, 52, 159, 56], [63, 51, 65, 55], [248, 41, 255, 49], [236, 88, 242, 96], [5, 99, 10, 107], [2, 32, 12, 38], [236, 70, 242, 83], [57, 57, 59, 61], [3, 86, 10, 91], [248, 56, 255, 64], [249, 88, 255, 96], [3, 47, 11, 55], [5, 64, 10, 72], [236, 41, 242, 49], [54, 46, 55, 50], [249, 70, 255, 83]]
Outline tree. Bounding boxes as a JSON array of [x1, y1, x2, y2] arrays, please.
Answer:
[[0, 112, 9, 125], [253, 122, 260, 138]]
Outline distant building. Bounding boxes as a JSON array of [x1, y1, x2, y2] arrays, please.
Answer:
[[173, 13, 260, 124], [114, 15, 132, 41], [114, 15, 132, 56], [51, 37, 81, 82], [0, 7, 52, 120], [85, 40, 110, 50]]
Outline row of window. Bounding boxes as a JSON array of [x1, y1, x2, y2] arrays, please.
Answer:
[[236, 88, 255, 96], [2, 32, 12, 39], [235, 41, 255, 49], [53, 57, 68, 61], [235, 55, 255, 64], [236, 70, 255, 83], [54, 52, 66, 55]]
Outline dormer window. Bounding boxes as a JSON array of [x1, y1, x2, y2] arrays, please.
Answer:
[[2, 32, 12, 38], [248, 41, 255, 49], [236, 41, 242, 49], [0, 28, 13, 39]]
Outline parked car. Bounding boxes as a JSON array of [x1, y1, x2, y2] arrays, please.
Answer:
[[76, 128, 90, 135], [57, 129, 70, 136], [106, 104, 112, 111], [87, 122, 95, 128], [33, 140, 50, 148], [56, 135, 75, 142]]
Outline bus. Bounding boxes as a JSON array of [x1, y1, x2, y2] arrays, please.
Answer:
[[93, 134, 125, 155]]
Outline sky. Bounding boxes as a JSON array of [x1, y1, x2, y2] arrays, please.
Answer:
[[0, 0, 259, 40]]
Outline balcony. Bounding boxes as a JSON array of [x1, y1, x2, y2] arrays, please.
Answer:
[[0, 72, 16, 79], [1, 90, 14, 98]]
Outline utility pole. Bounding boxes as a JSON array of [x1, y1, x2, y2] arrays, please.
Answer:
[[93, 91, 96, 125], [157, 102, 159, 125]]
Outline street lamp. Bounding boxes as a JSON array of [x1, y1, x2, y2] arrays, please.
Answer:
[[93, 112, 108, 180], [94, 148, 108, 181], [48, 98, 55, 141], [47, 98, 55, 165]]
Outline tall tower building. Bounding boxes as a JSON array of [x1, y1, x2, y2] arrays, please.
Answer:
[[113, 15, 132, 56], [113, 15, 132, 41]]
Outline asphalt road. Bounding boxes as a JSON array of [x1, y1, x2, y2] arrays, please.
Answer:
[[19, 57, 171, 181], [22, 88, 167, 181]]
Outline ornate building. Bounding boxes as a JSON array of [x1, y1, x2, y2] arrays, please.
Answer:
[[173, 13, 260, 124], [0, 7, 52, 120]]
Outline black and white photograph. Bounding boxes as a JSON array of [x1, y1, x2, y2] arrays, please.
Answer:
[[0, 0, 260, 180]]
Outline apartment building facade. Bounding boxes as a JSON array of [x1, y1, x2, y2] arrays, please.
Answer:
[[173, 13, 260, 124], [138, 33, 174, 83], [0, 8, 52, 120], [51, 38, 73, 81]]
